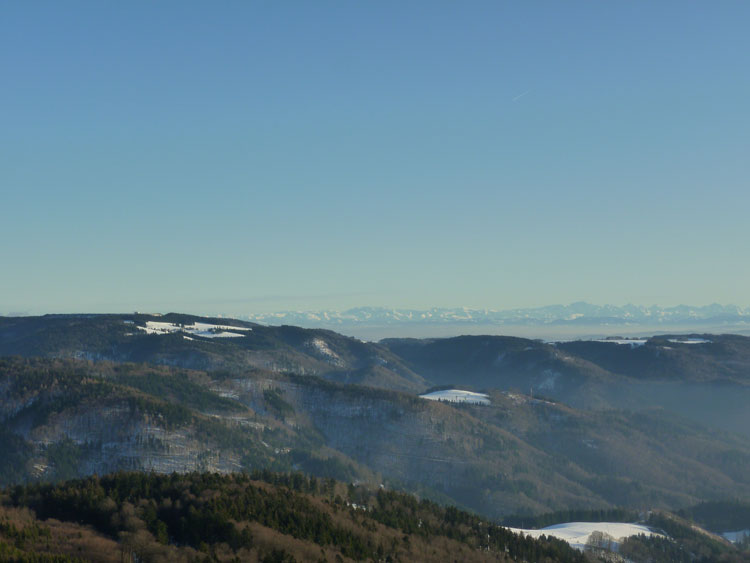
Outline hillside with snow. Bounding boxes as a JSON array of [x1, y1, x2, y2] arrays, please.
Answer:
[[135, 320, 252, 338], [419, 389, 490, 405], [508, 521, 662, 551]]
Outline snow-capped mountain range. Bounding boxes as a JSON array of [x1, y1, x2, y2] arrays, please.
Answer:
[[243, 302, 750, 329]]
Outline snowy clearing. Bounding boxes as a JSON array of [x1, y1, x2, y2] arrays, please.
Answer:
[[507, 522, 662, 551], [134, 320, 251, 339], [667, 338, 712, 345], [305, 338, 344, 366], [419, 389, 490, 405], [592, 339, 647, 347]]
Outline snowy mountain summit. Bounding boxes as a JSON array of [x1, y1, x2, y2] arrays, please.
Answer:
[[244, 303, 750, 329]]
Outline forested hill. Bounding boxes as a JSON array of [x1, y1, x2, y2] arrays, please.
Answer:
[[3, 314, 750, 525], [1, 471, 583, 562], [0, 313, 426, 393], [2, 355, 750, 520], [380, 333, 750, 435]]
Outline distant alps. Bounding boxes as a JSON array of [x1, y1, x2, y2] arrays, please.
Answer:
[[242, 302, 750, 338]]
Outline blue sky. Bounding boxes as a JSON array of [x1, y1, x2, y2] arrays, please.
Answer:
[[2, 1, 749, 315]]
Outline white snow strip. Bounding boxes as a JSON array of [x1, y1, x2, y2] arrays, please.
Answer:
[[190, 322, 252, 332], [137, 321, 181, 334], [592, 339, 647, 347], [307, 338, 340, 359], [195, 331, 245, 338], [419, 389, 490, 405], [667, 338, 712, 344], [722, 529, 750, 544], [134, 320, 251, 338], [304, 338, 345, 366], [507, 522, 662, 551]]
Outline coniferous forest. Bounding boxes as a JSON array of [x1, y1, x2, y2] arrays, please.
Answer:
[[1, 471, 585, 562]]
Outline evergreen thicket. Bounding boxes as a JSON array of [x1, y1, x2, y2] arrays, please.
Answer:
[[3, 471, 586, 562]]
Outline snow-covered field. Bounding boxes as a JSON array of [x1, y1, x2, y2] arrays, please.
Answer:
[[507, 522, 661, 551], [419, 389, 490, 405], [723, 529, 750, 544], [134, 320, 251, 339], [305, 338, 344, 366], [667, 338, 712, 344], [592, 339, 647, 347]]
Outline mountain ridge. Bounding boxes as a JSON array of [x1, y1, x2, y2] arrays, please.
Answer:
[[3, 313, 750, 523], [241, 302, 750, 332]]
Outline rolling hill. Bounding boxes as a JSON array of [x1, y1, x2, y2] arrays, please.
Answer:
[[2, 354, 750, 520], [2, 313, 750, 523]]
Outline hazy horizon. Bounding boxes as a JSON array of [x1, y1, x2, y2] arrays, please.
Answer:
[[3, 3, 749, 315], [5, 301, 750, 342]]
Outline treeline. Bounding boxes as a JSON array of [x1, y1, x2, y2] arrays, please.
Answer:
[[1, 357, 244, 418], [365, 488, 583, 563], [501, 507, 640, 529], [1, 356, 264, 447], [1, 356, 114, 401], [113, 372, 246, 415], [499, 507, 750, 562], [3, 471, 587, 563], [0, 315, 126, 359], [619, 533, 694, 563], [645, 511, 742, 562], [677, 500, 750, 533], [0, 356, 360, 488], [7, 472, 370, 560], [0, 429, 32, 487]]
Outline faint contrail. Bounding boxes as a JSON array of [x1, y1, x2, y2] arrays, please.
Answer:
[[512, 90, 530, 102]]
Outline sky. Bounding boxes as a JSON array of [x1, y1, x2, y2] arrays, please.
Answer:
[[2, 1, 749, 316]]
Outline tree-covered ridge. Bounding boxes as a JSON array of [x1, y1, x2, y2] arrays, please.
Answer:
[[3, 471, 586, 562], [1, 357, 243, 413], [0, 358, 294, 485], [677, 501, 750, 534], [0, 506, 91, 562], [501, 508, 640, 530], [0, 357, 235, 431], [500, 506, 750, 562], [3, 355, 750, 520], [0, 313, 426, 393], [0, 356, 394, 496], [637, 511, 745, 562]]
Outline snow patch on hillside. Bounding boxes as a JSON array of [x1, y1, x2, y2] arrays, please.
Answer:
[[305, 338, 344, 366], [538, 370, 560, 391], [134, 320, 251, 339], [668, 338, 712, 345], [507, 521, 662, 551], [723, 529, 750, 544], [419, 389, 490, 405], [592, 339, 647, 347]]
